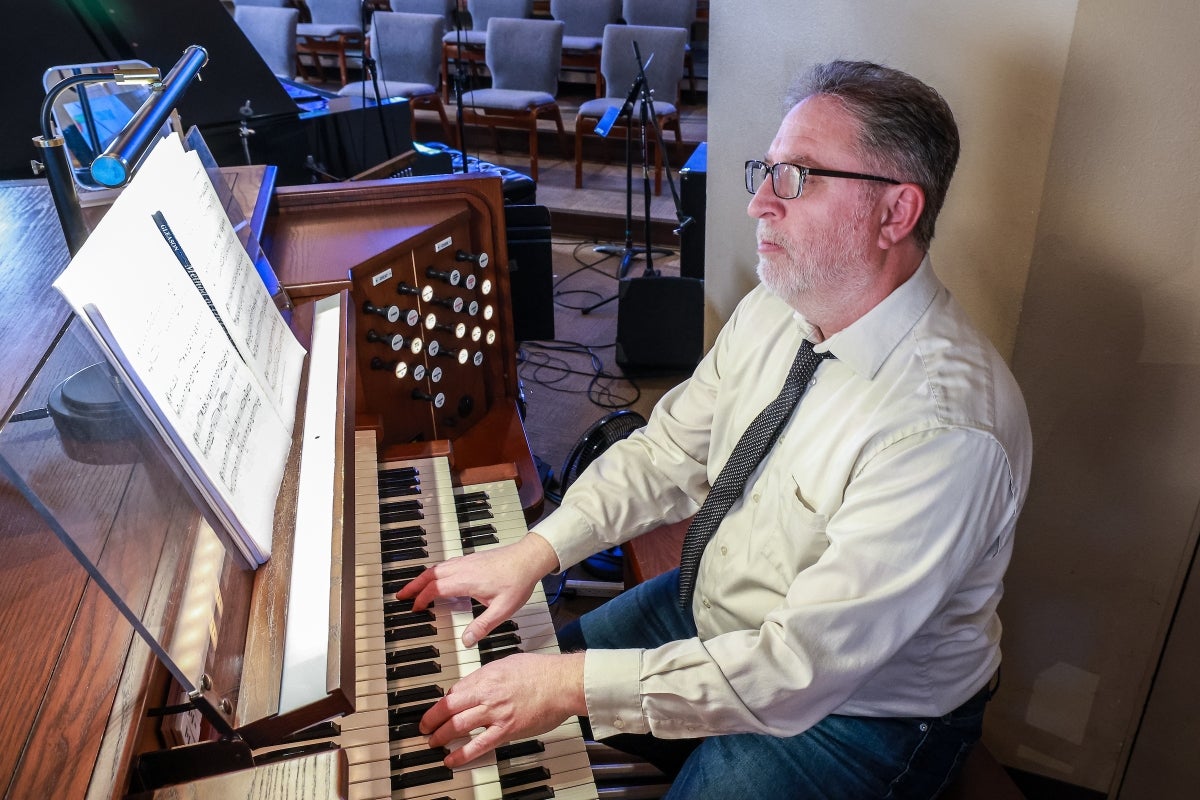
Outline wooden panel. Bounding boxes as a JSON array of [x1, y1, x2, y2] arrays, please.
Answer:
[[622, 517, 689, 588], [148, 749, 346, 800]]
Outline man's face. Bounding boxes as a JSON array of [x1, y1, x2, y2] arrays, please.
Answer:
[[748, 95, 882, 308]]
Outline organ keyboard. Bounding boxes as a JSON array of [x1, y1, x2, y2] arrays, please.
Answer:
[[339, 430, 599, 800]]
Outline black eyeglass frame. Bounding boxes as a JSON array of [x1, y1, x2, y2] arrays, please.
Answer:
[[745, 159, 901, 199]]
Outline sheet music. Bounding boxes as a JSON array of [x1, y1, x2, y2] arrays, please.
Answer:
[[53, 133, 304, 565]]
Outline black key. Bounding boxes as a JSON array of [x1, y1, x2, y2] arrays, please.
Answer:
[[381, 508, 425, 524], [385, 609, 436, 626], [381, 546, 429, 563], [383, 565, 427, 583], [456, 508, 494, 523], [381, 524, 426, 543], [480, 645, 521, 664], [385, 622, 438, 643], [383, 578, 415, 595], [455, 490, 490, 504], [389, 700, 438, 727], [384, 597, 416, 616], [381, 499, 423, 514], [380, 483, 421, 498], [388, 660, 441, 680], [460, 524, 497, 538], [495, 739, 545, 761], [386, 644, 438, 665], [479, 632, 521, 650], [388, 684, 445, 705], [462, 531, 500, 547], [381, 533, 427, 552], [389, 722, 423, 741], [379, 466, 418, 481], [502, 786, 555, 800], [392, 765, 454, 790], [392, 746, 450, 770], [500, 766, 552, 790]]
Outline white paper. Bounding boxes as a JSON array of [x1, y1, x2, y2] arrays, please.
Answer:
[[53, 133, 305, 564]]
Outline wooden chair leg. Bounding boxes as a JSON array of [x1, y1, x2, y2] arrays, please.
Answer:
[[574, 122, 586, 189], [552, 108, 567, 159], [528, 124, 539, 183]]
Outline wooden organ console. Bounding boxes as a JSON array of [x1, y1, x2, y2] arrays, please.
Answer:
[[0, 168, 599, 799]]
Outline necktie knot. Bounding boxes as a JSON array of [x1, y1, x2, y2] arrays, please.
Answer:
[[678, 340, 833, 608]]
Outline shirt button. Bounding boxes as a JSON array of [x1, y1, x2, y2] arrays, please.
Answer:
[[613, 718, 625, 730], [702, 597, 712, 609], [752, 493, 761, 503], [720, 546, 728, 556]]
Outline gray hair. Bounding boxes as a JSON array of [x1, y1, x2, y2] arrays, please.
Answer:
[[786, 61, 960, 250]]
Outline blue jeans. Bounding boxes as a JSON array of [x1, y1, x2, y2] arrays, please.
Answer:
[[557, 569, 988, 799]]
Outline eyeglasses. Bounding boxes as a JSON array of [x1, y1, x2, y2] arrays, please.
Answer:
[[745, 159, 900, 199]]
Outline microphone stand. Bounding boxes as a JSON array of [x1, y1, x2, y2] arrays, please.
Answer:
[[585, 44, 677, 314], [450, 3, 470, 172], [360, 1, 394, 164], [631, 40, 693, 249]]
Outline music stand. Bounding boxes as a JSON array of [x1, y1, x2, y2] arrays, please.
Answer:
[[584, 41, 692, 314]]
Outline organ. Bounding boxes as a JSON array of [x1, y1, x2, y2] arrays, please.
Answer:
[[0, 160, 585, 798]]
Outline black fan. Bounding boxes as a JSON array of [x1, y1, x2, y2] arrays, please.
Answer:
[[551, 409, 648, 582]]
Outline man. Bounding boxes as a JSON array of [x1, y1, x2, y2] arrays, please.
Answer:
[[399, 60, 1032, 797]]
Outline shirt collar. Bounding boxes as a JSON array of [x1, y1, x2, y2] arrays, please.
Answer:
[[796, 256, 942, 380]]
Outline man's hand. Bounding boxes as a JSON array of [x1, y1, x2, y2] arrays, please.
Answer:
[[396, 532, 560, 647], [419, 652, 587, 767]]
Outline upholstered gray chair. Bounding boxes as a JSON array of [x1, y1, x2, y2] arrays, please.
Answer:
[[441, 0, 534, 101], [337, 11, 454, 144], [550, 0, 622, 98], [620, 0, 696, 98], [460, 16, 565, 182], [234, 5, 300, 79], [573, 23, 687, 195], [296, 0, 365, 85], [389, 0, 457, 33]]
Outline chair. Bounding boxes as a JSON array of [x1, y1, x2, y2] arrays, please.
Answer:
[[389, 0, 457, 33], [550, 0, 622, 98], [574, 23, 687, 195], [460, 16, 566, 182], [337, 11, 455, 145], [441, 0, 534, 101], [296, 0, 365, 85], [234, 5, 300, 79], [620, 0, 697, 99]]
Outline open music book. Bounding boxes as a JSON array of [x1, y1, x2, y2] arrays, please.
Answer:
[[53, 133, 306, 566]]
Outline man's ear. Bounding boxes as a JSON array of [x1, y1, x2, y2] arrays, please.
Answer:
[[877, 183, 925, 249]]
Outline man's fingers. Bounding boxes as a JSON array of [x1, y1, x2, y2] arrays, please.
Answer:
[[461, 607, 508, 648], [394, 566, 433, 602], [444, 725, 507, 768], [425, 702, 491, 749]]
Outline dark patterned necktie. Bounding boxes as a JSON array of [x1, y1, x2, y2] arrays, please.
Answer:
[[678, 340, 835, 608]]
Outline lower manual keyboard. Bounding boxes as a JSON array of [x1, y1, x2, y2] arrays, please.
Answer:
[[340, 433, 599, 800]]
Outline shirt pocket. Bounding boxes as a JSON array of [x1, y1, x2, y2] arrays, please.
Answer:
[[758, 474, 831, 584]]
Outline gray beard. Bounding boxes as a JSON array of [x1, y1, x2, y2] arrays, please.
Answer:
[[755, 210, 875, 310]]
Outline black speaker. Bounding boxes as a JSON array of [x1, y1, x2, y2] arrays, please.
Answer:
[[679, 142, 707, 280], [504, 204, 555, 342], [616, 276, 704, 372]]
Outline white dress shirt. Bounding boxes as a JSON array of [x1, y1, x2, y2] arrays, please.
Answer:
[[534, 258, 1032, 740]]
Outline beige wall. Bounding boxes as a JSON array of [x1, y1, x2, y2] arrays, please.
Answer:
[[706, 0, 1200, 793]]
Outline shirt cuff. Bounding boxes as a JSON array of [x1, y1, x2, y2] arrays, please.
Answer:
[[583, 648, 647, 739], [532, 504, 599, 573]]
